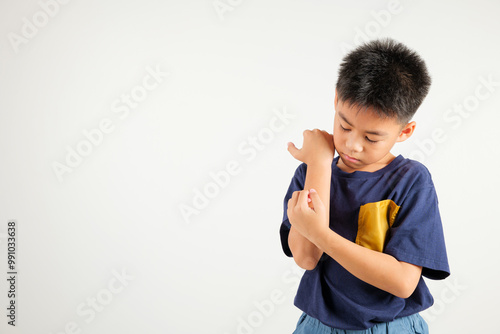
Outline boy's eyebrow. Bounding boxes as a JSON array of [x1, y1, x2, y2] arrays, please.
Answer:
[[338, 111, 354, 127], [338, 111, 388, 136]]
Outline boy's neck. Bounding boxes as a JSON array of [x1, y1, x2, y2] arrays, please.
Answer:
[[336, 152, 396, 173]]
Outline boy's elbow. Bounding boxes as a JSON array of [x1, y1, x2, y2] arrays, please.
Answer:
[[394, 288, 412, 299], [393, 263, 422, 299], [393, 280, 418, 299], [293, 254, 319, 271]]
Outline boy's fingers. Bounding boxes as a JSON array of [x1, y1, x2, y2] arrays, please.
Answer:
[[308, 189, 323, 212], [287, 142, 301, 160], [298, 190, 310, 209], [288, 191, 299, 211], [322, 131, 335, 147]]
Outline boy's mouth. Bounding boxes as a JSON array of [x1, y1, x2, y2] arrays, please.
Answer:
[[342, 153, 360, 164]]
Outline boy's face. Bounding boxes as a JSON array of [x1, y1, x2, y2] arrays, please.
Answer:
[[333, 95, 415, 173]]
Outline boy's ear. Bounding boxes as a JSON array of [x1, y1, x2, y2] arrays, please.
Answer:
[[334, 89, 338, 109], [396, 121, 416, 142]]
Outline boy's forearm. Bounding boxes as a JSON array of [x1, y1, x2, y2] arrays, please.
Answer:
[[288, 161, 332, 270], [288, 226, 323, 270], [303, 161, 332, 209], [310, 227, 422, 299]]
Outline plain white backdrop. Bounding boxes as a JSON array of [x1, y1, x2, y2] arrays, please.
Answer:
[[0, 0, 499, 333]]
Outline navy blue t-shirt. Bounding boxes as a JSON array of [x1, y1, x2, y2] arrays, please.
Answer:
[[280, 155, 450, 330]]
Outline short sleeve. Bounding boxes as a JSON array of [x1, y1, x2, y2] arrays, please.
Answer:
[[384, 181, 450, 280], [280, 163, 307, 257]]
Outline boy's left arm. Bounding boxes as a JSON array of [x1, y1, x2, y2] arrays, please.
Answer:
[[287, 189, 422, 299]]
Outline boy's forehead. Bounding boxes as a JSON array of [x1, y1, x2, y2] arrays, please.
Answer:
[[336, 101, 402, 131], [337, 99, 381, 116]]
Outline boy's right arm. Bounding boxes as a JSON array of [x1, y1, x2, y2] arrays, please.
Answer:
[[287, 129, 334, 270]]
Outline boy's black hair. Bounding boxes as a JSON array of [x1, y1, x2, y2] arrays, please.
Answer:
[[336, 38, 431, 124]]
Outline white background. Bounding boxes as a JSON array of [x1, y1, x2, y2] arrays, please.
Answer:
[[0, 0, 499, 333]]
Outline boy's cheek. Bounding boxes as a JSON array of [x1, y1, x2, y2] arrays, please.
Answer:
[[333, 135, 342, 150]]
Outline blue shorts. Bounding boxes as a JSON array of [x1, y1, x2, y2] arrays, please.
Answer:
[[293, 312, 429, 334]]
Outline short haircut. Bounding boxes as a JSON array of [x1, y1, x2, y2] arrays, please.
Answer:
[[336, 38, 431, 124]]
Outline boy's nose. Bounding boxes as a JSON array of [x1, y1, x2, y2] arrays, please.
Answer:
[[345, 136, 363, 153]]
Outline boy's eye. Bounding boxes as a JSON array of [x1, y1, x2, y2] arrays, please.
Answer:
[[339, 123, 378, 143]]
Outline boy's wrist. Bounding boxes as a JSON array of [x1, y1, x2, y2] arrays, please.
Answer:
[[308, 223, 332, 250], [307, 158, 333, 168], [311, 225, 342, 255]]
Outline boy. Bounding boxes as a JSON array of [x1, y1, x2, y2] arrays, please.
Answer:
[[280, 38, 450, 333]]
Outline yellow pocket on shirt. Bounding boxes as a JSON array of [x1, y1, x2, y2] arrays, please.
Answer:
[[355, 200, 400, 252]]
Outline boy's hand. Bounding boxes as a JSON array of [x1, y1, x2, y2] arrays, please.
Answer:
[[287, 189, 329, 243], [287, 129, 335, 166]]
